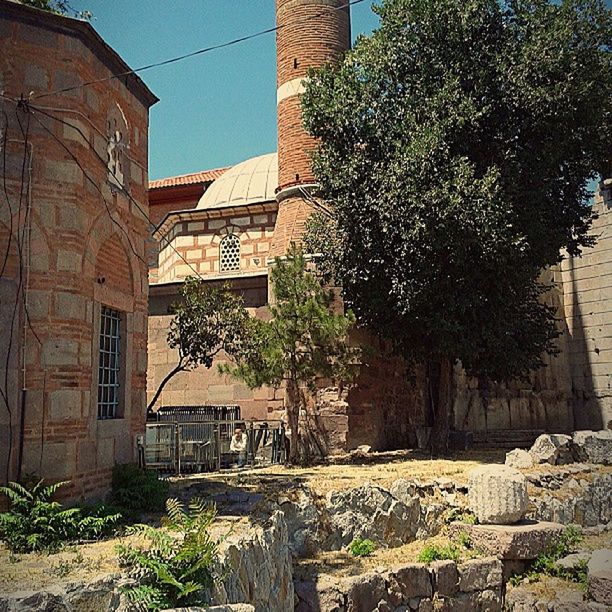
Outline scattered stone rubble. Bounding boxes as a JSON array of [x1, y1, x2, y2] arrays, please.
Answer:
[[277, 479, 463, 557], [506, 429, 612, 469], [3, 429, 610, 611], [0, 575, 129, 611], [506, 547, 612, 611]]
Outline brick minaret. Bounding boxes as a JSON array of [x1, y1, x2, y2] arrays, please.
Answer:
[[271, 0, 351, 255]]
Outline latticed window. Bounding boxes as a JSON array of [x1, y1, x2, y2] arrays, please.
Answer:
[[220, 234, 240, 272], [98, 306, 122, 419]]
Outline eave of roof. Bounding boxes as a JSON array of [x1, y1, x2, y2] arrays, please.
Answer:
[[149, 167, 229, 190], [153, 200, 278, 238], [150, 269, 268, 292], [1, 0, 158, 108]]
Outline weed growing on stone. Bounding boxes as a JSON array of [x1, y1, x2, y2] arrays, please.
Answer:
[[417, 532, 480, 564], [509, 525, 586, 587], [348, 538, 376, 557], [417, 542, 462, 563]]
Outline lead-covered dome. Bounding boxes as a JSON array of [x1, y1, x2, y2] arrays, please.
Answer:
[[197, 152, 278, 210]]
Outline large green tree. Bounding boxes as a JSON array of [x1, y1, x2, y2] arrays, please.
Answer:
[[302, 0, 611, 452], [222, 245, 360, 463]]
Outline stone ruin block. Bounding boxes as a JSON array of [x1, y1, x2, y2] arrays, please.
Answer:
[[588, 549, 612, 606], [468, 465, 528, 525], [449, 521, 565, 560], [573, 430, 612, 466]]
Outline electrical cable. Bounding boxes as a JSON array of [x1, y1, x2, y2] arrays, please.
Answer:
[[31, 0, 366, 101], [0, 105, 31, 483]]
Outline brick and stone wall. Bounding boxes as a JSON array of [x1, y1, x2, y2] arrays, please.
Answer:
[[0, 2, 155, 499], [147, 277, 280, 418], [155, 207, 277, 283]]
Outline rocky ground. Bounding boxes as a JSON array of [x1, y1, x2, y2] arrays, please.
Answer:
[[1, 435, 610, 611]]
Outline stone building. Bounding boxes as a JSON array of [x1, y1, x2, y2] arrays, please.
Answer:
[[0, 1, 157, 499], [147, 0, 611, 451]]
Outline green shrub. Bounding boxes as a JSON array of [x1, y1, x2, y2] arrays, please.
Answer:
[[348, 537, 376, 557], [0, 480, 121, 553], [117, 498, 220, 611], [417, 541, 462, 563], [110, 464, 168, 515]]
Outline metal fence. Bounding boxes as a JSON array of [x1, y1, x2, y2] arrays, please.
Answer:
[[145, 419, 286, 474], [149, 405, 241, 423]]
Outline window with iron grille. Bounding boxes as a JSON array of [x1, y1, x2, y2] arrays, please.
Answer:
[[219, 233, 240, 272], [97, 306, 122, 419]]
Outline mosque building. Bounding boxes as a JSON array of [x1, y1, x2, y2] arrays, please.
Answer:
[[147, 0, 611, 452]]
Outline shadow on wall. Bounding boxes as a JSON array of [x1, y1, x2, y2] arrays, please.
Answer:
[[565, 257, 604, 431], [0, 276, 20, 485]]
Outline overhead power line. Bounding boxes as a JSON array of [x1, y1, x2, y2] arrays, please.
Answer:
[[32, 0, 366, 100]]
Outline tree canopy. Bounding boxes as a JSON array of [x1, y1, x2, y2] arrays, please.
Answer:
[[302, 0, 611, 383]]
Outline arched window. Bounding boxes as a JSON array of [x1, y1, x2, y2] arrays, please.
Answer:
[[220, 233, 240, 272]]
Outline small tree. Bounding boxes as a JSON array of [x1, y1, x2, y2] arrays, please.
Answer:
[[222, 244, 360, 463], [147, 278, 249, 412], [302, 0, 612, 453]]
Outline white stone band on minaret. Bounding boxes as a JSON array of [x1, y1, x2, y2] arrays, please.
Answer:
[[277, 77, 306, 105]]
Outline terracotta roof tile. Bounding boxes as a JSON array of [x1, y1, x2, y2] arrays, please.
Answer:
[[149, 167, 229, 190]]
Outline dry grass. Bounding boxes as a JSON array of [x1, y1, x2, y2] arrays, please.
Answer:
[[0, 517, 245, 596], [293, 528, 480, 580], [172, 449, 506, 498]]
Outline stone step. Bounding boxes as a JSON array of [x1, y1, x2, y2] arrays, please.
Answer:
[[471, 429, 546, 449]]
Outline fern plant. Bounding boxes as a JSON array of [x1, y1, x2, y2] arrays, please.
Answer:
[[117, 498, 220, 611], [0, 480, 121, 553]]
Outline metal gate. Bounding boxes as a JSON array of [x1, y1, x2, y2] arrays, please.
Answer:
[[145, 419, 286, 474]]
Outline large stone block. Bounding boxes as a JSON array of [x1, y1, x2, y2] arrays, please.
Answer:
[[430, 560, 458, 596], [573, 430, 612, 465], [588, 549, 612, 605], [49, 388, 81, 421], [505, 449, 534, 470], [457, 558, 503, 593], [345, 572, 387, 612], [387, 563, 432, 602], [449, 521, 564, 560], [468, 465, 528, 524], [530, 433, 573, 465]]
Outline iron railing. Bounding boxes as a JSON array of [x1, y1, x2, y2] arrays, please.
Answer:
[[145, 419, 286, 474]]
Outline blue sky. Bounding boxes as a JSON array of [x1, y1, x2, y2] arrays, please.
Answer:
[[76, 1, 381, 180]]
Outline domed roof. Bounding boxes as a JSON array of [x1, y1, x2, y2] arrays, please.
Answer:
[[196, 152, 278, 210]]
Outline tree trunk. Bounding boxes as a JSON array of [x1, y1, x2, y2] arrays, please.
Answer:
[[429, 357, 453, 456], [147, 361, 187, 413], [285, 377, 302, 464]]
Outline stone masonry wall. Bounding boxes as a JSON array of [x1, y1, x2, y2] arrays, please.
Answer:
[[0, 3, 154, 499], [295, 557, 504, 612], [453, 271, 574, 434], [561, 195, 612, 431]]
